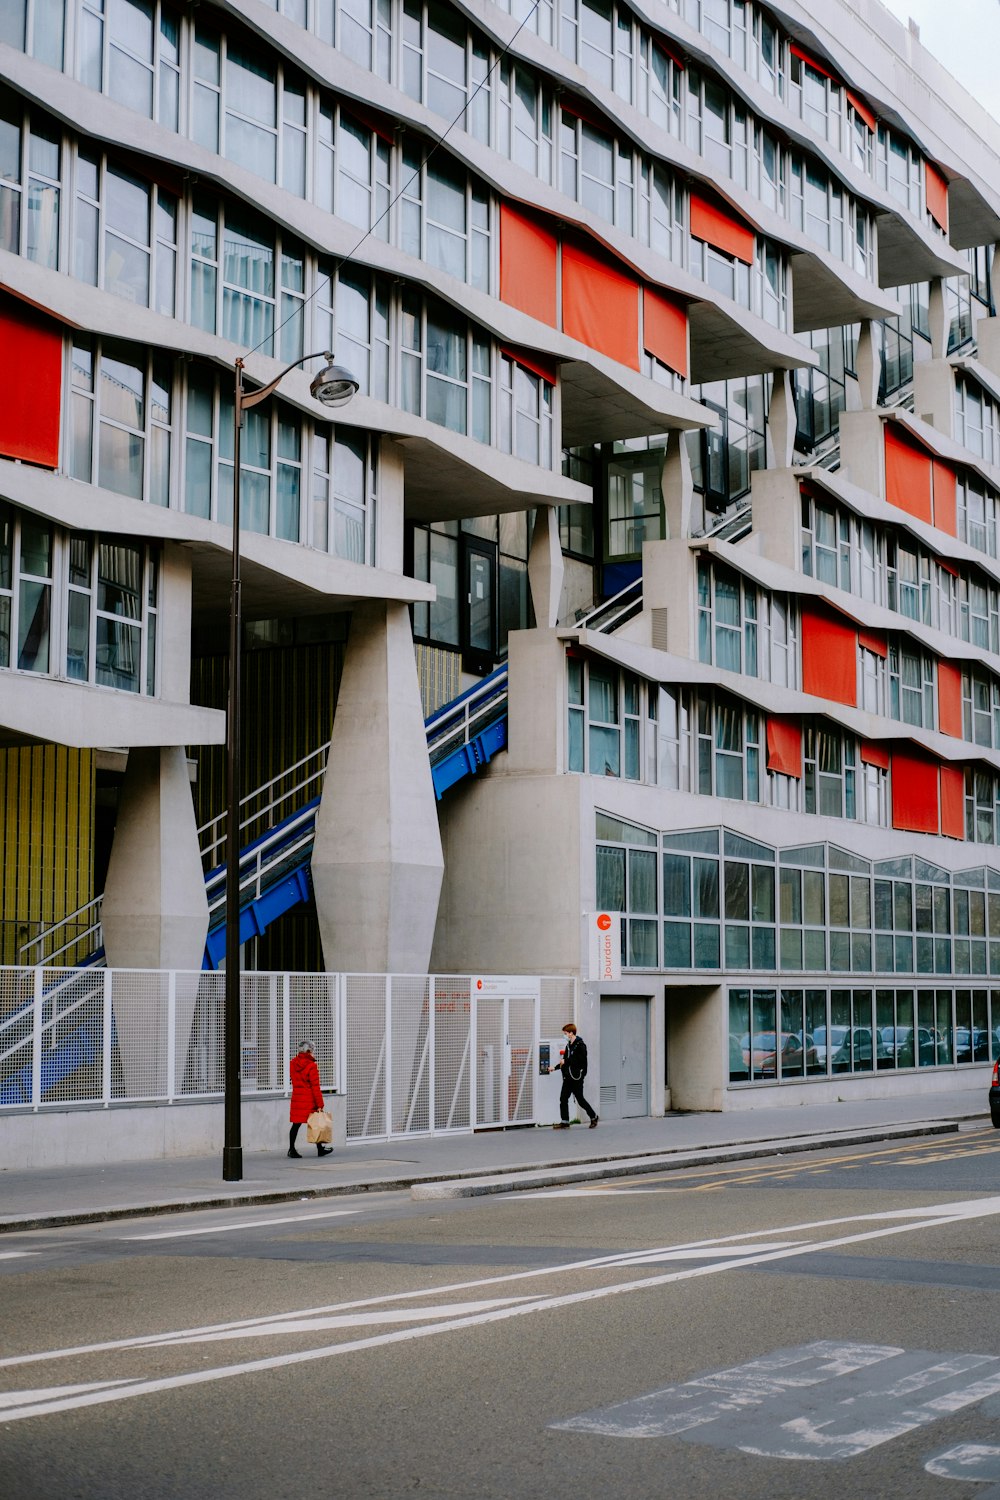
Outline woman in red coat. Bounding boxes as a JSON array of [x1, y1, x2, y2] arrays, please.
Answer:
[[288, 1041, 332, 1158]]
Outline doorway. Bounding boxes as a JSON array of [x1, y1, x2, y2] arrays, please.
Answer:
[[599, 998, 649, 1119]]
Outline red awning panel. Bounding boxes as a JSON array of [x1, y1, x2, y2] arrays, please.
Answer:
[[499, 345, 557, 386], [891, 748, 940, 834], [689, 193, 755, 265], [846, 88, 876, 132], [858, 627, 887, 658], [884, 423, 933, 525], [801, 605, 857, 707], [561, 241, 640, 371], [0, 296, 62, 468], [766, 718, 802, 778], [940, 765, 965, 840], [932, 458, 956, 537], [925, 160, 949, 233], [937, 661, 963, 738], [499, 204, 558, 327], [642, 286, 688, 377], [860, 742, 890, 770]]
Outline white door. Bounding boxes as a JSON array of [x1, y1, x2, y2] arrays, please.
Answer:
[[599, 999, 648, 1119]]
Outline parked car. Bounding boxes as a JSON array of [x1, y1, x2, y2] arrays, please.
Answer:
[[990, 1058, 1000, 1128], [741, 1031, 817, 1078], [955, 1027, 992, 1063], [812, 1025, 888, 1071], [879, 1026, 916, 1067]]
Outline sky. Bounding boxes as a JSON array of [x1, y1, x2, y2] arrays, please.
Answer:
[[877, 0, 1000, 124]]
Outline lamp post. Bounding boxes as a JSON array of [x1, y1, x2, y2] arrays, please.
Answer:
[[223, 350, 359, 1183]]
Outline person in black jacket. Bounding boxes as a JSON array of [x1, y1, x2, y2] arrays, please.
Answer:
[[547, 1023, 598, 1128]]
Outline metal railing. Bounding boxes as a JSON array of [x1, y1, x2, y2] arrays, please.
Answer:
[[425, 664, 509, 770], [573, 578, 644, 634]]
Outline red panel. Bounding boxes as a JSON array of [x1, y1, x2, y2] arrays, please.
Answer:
[[499, 204, 558, 327], [561, 241, 640, 371], [345, 102, 396, 144], [925, 161, 949, 233], [939, 557, 958, 577], [846, 89, 876, 132], [766, 718, 802, 777], [499, 345, 557, 386], [858, 626, 887, 658], [932, 459, 956, 536], [642, 287, 688, 377], [860, 742, 889, 770], [884, 423, 932, 524], [937, 660, 963, 738], [800, 605, 857, 707], [940, 765, 965, 840], [790, 43, 836, 80], [690, 193, 755, 265], [891, 748, 940, 834], [653, 37, 684, 69], [0, 298, 62, 468]]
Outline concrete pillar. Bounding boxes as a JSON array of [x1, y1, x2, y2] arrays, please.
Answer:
[[928, 277, 948, 360], [101, 745, 208, 1101], [913, 359, 956, 439], [767, 368, 797, 468], [855, 320, 880, 410], [527, 506, 564, 629], [661, 427, 694, 541], [102, 746, 208, 970], [311, 601, 443, 974], [977, 315, 1000, 381]]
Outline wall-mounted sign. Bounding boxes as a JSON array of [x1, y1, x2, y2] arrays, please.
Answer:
[[587, 912, 621, 981]]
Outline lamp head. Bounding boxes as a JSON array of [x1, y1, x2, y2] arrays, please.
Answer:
[[310, 355, 360, 408]]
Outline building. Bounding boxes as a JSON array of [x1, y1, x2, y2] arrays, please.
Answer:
[[2, 0, 1000, 1122]]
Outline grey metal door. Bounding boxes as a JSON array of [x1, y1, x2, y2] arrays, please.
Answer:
[[599, 999, 648, 1119]]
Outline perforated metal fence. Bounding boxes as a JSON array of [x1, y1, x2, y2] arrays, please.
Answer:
[[0, 967, 575, 1140]]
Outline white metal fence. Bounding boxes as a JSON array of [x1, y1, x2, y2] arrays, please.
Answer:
[[0, 967, 575, 1140]]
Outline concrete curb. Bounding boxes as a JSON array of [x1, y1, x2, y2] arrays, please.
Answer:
[[0, 1115, 982, 1232], [409, 1119, 967, 1199]]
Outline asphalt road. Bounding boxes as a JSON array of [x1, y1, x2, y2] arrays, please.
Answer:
[[3, 1125, 1000, 1500]]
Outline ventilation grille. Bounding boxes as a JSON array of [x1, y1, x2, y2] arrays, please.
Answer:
[[651, 608, 669, 652]]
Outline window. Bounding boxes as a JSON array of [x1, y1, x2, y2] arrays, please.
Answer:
[[314, 264, 390, 403], [596, 812, 659, 967], [401, 147, 490, 290], [312, 428, 378, 563], [401, 293, 491, 442], [803, 727, 855, 820], [794, 326, 850, 451], [1, 0, 65, 68], [74, 155, 177, 314], [66, 537, 159, 693], [498, 355, 553, 467], [606, 447, 664, 558], [696, 692, 759, 802], [689, 376, 768, 515], [0, 104, 61, 270], [70, 336, 172, 506], [962, 670, 1000, 751], [876, 125, 921, 216], [79, 0, 179, 131], [2, 506, 52, 674], [189, 199, 307, 360], [317, 107, 390, 236], [402, 0, 490, 143], [957, 475, 998, 561], [497, 62, 553, 181]]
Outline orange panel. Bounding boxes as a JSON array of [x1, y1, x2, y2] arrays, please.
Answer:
[[801, 605, 857, 707], [499, 345, 557, 386], [561, 241, 640, 370], [790, 43, 835, 81], [932, 459, 956, 536], [860, 742, 889, 770], [642, 287, 688, 377], [689, 193, 754, 265], [846, 89, 876, 132], [891, 749, 939, 834], [940, 765, 965, 840], [884, 424, 932, 524], [858, 626, 887, 658], [937, 661, 963, 738], [925, 161, 949, 233], [766, 718, 802, 777], [0, 297, 62, 468], [499, 204, 558, 327]]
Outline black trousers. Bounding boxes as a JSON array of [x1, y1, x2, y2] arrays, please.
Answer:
[[560, 1073, 597, 1122]]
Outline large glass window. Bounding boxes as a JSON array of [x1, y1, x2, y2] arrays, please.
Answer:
[[70, 336, 172, 506], [79, 0, 179, 130]]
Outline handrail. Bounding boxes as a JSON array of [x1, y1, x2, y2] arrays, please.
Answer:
[[573, 579, 643, 634]]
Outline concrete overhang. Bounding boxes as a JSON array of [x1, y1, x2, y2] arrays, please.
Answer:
[[560, 359, 713, 446], [950, 356, 1000, 412], [948, 179, 1000, 254], [556, 626, 1000, 775], [0, 673, 225, 750], [395, 429, 590, 521], [875, 212, 968, 289], [886, 408, 1000, 506], [689, 301, 818, 385], [791, 252, 899, 334]]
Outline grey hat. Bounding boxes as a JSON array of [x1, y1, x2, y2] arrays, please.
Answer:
[[298, 1040, 314, 1053]]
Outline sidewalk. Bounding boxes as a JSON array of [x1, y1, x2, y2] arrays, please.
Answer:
[[0, 1088, 991, 1232]]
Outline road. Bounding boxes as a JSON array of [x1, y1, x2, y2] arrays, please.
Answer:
[[2, 1125, 1000, 1500]]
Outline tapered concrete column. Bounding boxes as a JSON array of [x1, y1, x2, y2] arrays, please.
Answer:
[[661, 428, 694, 540], [977, 314, 1000, 380], [102, 746, 208, 1100], [102, 746, 208, 970], [767, 368, 797, 467], [527, 506, 564, 629], [311, 601, 443, 974], [855, 320, 880, 410], [928, 278, 948, 360]]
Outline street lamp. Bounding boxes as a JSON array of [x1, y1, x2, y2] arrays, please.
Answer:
[[223, 350, 359, 1183]]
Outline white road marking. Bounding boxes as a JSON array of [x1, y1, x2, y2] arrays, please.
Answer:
[[599, 1242, 803, 1264], [2, 1194, 999, 1424], [925, 1442, 1000, 1482], [2, 1196, 995, 1374], [0, 1380, 137, 1412], [122, 1209, 359, 1240], [0, 1251, 35, 1260], [508, 1188, 666, 1198], [143, 1297, 542, 1344]]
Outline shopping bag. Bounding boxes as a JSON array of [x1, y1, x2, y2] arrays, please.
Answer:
[[306, 1108, 332, 1145]]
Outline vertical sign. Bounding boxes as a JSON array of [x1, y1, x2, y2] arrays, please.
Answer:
[[587, 912, 621, 981]]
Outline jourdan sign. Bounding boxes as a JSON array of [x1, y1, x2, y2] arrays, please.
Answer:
[[588, 912, 621, 981]]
